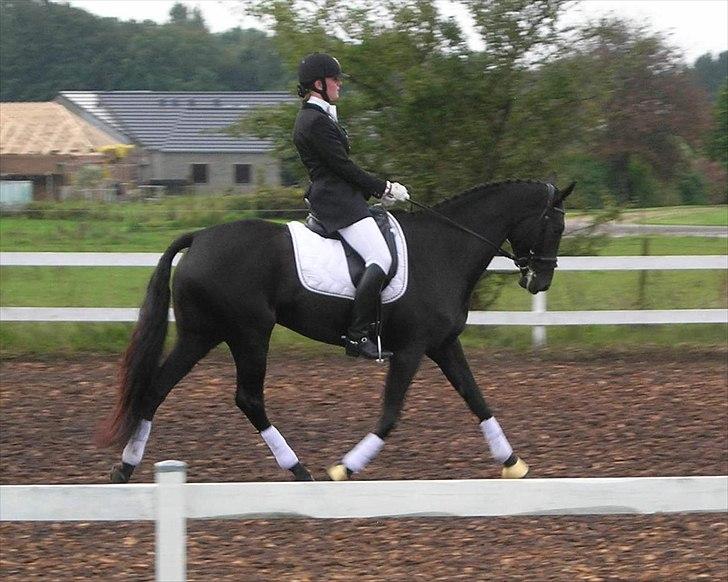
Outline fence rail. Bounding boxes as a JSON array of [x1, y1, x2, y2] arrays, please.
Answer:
[[1, 253, 726, 269], [1, 461, 726, 581], [2, 306, 726, 327], [1, 253, 726, 347]]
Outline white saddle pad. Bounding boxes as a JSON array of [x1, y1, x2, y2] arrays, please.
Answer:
[[287, 213, 408, 303]]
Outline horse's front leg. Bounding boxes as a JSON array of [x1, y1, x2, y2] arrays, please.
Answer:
[[428, 338, 529, 478], [327, 349, 423, 480]]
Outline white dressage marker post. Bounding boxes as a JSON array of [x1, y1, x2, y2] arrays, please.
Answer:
[[155, 460, 187, 582], [532, 292, 547, 348]]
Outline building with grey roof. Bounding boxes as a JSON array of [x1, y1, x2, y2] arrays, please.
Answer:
[[56, 91, 295, 193]]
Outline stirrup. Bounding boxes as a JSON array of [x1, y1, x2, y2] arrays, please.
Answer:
[[342, 335, 392, 361]]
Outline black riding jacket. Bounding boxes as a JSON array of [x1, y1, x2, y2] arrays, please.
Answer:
[[293, 102, 387, 232]]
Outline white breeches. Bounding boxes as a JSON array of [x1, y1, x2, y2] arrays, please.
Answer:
[[338, 217, 392, 274]]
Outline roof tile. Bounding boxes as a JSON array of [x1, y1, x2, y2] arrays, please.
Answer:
[[59, 91, 295, 152]]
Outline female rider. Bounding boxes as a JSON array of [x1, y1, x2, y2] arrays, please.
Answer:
[[292, 52, 409, 360]]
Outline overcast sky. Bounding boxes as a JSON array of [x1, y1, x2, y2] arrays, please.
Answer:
[[65, 0, 728, 63]]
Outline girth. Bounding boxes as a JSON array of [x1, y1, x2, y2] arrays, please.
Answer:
[[304, 205, 399, 287]]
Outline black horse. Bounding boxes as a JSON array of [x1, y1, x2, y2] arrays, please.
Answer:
[[97, 180, 573, 483]]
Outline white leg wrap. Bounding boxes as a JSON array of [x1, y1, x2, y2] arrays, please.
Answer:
[[342, 433, 385, 473], [260, 425, 299, 470], [121, 419, 152, 466], [480, 417, 513, 464]]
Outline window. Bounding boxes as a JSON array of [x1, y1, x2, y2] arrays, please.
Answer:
[[235, 164, 251, 184], [191, 164, 208, 184]]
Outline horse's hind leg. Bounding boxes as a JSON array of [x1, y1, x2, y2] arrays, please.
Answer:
[[327, 348, 423, 480], [427, 338, 528, 479], [228, 331, 313, 481], [110, 331, 217, 483]]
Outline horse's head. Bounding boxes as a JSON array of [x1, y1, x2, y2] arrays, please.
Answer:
[[508, 182, 574, 294]]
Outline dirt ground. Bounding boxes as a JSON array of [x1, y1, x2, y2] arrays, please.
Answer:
[[1, 347, 727, 581]]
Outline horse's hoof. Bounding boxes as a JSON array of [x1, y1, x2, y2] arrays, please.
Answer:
[[501, 457, 529, 479], [290, 462, 314, 481], [326, 463, 352, 481], [110, 462, 135, 484]]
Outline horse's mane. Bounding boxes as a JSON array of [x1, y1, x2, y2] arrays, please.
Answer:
[[431, 179, 547, 211]]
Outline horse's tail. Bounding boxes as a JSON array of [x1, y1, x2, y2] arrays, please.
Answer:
[[95, 232, 195, 449]]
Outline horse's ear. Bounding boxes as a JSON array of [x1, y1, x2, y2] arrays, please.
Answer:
[[559, 182, 576, 201]]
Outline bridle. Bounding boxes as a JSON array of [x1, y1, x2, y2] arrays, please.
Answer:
[[408, 183, 563, 275], [512, 183, 564, 274]]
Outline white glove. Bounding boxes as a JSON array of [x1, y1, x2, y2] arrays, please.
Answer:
[[389, 181, 409, 201], [382, 181, 409, 206]]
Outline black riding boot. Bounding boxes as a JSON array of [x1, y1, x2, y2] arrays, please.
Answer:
[[344, 264, 393, 360]]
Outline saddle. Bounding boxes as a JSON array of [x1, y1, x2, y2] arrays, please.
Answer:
[[304, 205, 399, 287]]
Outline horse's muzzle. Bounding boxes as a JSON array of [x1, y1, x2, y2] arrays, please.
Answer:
[[519, 269, 553, 294]]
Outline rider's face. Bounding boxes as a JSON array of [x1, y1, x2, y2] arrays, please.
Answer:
[[315, 76, 342, 102], [326, 76, 342, 101]]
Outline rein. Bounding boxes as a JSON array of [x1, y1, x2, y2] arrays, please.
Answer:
[[408, 198, 518, 262], [408, 184, 560, 271]]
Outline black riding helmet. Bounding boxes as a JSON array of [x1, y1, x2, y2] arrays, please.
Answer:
[[297, 52, 342, 102]]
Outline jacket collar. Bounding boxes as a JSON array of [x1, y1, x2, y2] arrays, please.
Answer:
[[305, 96, 338, 122]]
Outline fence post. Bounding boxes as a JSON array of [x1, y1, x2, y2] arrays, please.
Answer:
[[532, 291, 547, 349], [155, 460, 187, 582]]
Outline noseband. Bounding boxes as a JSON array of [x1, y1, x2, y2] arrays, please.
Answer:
[[408, 183, 563, 274]]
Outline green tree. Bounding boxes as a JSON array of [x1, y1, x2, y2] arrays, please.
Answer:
[[0, 0, 126, 99], [677, 171, 708, 205], [119, 23, 225, 90], [168, 2, 207, 31], [217, 28, 293, 91], [691, 51, 728, 101], [241, 0, 579, 202], [0, 0, 289, 100], [706, 82, 728, 174], [169, 2, 190, 25], [570, 18, 713, 205]]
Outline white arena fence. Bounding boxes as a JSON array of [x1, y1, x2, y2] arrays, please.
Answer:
[[1, 253, 726, 347], [1, 254, 726, 579], [1, 461, 726, 582]]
